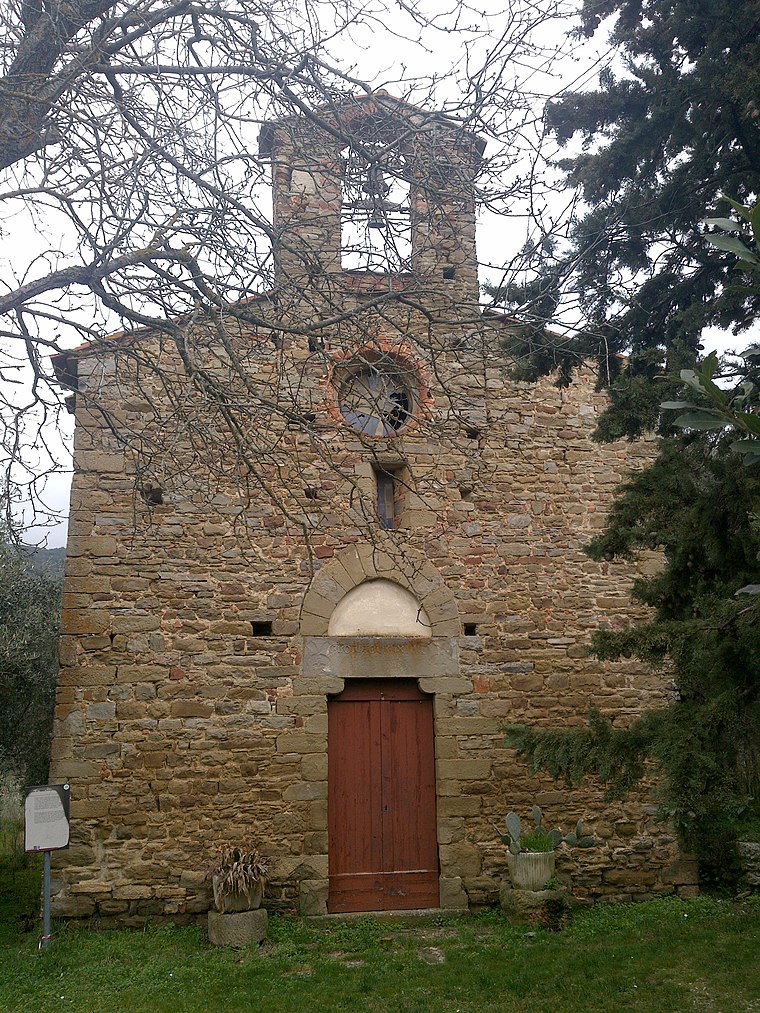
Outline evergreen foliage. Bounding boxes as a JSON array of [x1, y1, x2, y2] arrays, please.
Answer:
[[505, 435, 760, 878], [498, 0, 760, 439], [499, 0, 760, 884], [0, 536, 63, 787]]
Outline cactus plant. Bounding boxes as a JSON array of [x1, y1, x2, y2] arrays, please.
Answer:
[[497, 806, 595, 854]]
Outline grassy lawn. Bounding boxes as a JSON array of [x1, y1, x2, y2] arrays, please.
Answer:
[[1, 830, 758, 1012]]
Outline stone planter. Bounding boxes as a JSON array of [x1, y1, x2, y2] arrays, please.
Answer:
[[211, 876, 263, 913], [506, 851, 556, 890]]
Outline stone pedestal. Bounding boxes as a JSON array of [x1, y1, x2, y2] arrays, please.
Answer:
[[738, 841, 760, 886], [208, 908, 268, 948], [499, 881, 576, 929]]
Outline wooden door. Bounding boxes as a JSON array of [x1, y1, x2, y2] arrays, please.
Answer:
[[328, 679, 439, 913]]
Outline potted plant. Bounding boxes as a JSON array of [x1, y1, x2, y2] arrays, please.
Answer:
[[208, 839, 268, 913], [497, 806, 595, 890]]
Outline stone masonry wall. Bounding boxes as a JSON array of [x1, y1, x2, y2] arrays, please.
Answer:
[[49, 313, 698, 924]]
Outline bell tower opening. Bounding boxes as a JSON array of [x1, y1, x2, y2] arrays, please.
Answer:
[[259, 93, 484, 301], [341, 144, 411, 272]]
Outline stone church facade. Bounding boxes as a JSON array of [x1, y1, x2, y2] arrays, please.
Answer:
[[49, 94, 697, 923]]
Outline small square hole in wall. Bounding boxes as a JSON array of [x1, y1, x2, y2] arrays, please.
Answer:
[[304, 487, 319, 500], [442, 266, 456, 280], [459, 485, 473, 501], [140, 483, 163, 506], [463, 623, 478, 636], [250, 621, 273, 636], [289, 411, 316, 430], [466, 427, 481, 441]]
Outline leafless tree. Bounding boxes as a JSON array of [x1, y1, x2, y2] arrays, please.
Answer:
[[0, 0, 577, 537]]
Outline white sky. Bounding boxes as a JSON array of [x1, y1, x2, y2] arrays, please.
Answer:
[[2, 4, 748, 548]]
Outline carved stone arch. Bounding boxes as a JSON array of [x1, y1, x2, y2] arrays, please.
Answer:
[[296, 542, 468, 916], [300, 543, 459, 638]]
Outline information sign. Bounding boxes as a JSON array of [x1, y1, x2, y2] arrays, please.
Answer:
[[24, 784, 70, 852]]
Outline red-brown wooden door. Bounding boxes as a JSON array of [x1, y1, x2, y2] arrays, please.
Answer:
[[328, 679, 439, 913]]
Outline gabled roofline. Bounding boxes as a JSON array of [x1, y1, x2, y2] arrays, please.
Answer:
[[259, 90, 486, 161], [49, 290, 274, 391]]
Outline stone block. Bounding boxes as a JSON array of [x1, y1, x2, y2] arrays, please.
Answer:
[[70, 800, 111, 818], [170, 701, 213, 718], [56, 760, 102, 779], [301, 753, 328, 781], [299, 878, 328, 915], [283, 782, 326, 801], [208, 908, 268, 948], [434, 736, 459, 759], [438, 797, 481, 818], [180, 871, 207, 888], [112, 884, 154, 900], [439, 876, 468, 909], [51, 895, 96, 918], [308, 801, 328, 830], [276, 731, 325, 754], [99, 901, 130, 915], [67, 534, 118, 557], [300, 613, 328, 636], [60, 610, 111, 635], [111, 616, 161, 634], [738, 841, 760, 885], [117, 665, 166, 684], [439, 842, 481, 877], [436, 758, 493, 780], [71, 880, 113, 894], [662, 858, 700, 886], [302, 636, 459, 680], [303, 832, 328, 852], [676, 885, 700, 899], [87, 702, 117, 720], [417, 677, 471, 696], [437, 818, 465, 845]]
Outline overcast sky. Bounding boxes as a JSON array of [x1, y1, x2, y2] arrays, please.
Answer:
[[6, 3, 746, 550]]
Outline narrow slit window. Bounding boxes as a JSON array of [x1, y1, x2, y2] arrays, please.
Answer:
[[375, 467, 399, 529]]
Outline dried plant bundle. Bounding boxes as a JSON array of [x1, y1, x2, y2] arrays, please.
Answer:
[[209, 840, 268, 911]]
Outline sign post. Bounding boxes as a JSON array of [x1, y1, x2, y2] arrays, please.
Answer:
[[24, 784, 70, 950]]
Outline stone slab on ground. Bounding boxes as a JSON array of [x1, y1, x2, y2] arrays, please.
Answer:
[[208, 908, 268, 948]]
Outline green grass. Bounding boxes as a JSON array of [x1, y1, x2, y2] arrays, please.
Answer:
[[1, 829, 758, 1012]]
